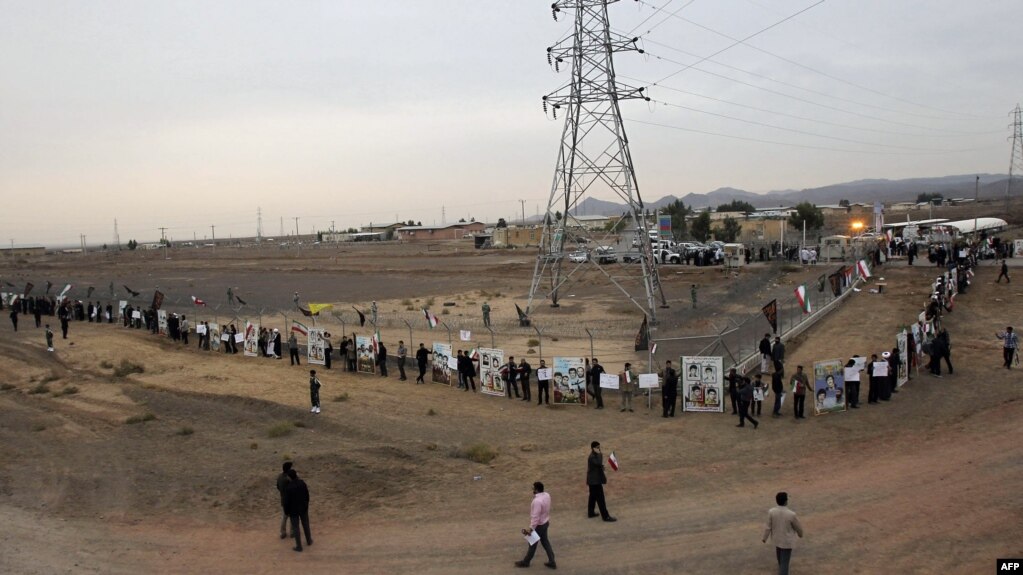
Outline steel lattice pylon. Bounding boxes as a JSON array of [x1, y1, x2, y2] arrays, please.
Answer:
[[526, 0, 667, 323], [1007, 104, 1023, 210]]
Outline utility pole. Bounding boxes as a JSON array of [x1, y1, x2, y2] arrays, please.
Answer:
[[520, 199, 526, 225], [293, 217, 300, 238], [280, 217, 284, 237], [1007, 104, 1023, 213], [113, 218, 121, 250], [210, 225, 216, 252], [528, 0, 666, 322], [80, 234, 87, 254], [441, 206, 446, 225], [974, 175, 979, 238], [257, 206, 263, 245]]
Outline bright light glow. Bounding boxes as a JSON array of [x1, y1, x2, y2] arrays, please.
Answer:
[[850, 221, 865, 231]]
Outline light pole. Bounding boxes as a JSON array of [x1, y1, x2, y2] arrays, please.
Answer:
[[974, 175, 979, 239]]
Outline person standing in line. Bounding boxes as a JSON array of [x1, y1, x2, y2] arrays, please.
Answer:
[[536, 359, 551, 406], [323, 333, 333, 370], [770, 362, 785, 417], [376, 340, 388, 377], [888, 347, 901, 395], [866, 353, 881, 402], [762, 491, 804, 575], [619, 362, 636, 413], [397, 340, 408, 380], [59, 305, 70, 339], [844, 356, 861, 408], [455, 350, 467, 389], [518, 358, 531, 401], [751, 373, 767, 417], [180, 315, 189, 346], [271, 328, 282, 359], [790, 365, 808, 419], [586, 441, 616, 522], [346, 336, 357, 372], [9, 307, 18, 331], [370, 300, 378, 325], [309, 370, 321, 414], [106, 303, 113, 324], [415, 343, 431, 384], [283, 468, 313, 552], [514, 481, 556, 569], [772, 336, 785, 368], [34, 304, 42, 328], [736, 377, 759, 429], [505, 356, 521, 399], [339, 336, 350, 371], [996, 259, 1010, 283], [589, 358, 605, 409], [726, 367, 739, 415], [481, 302, 491, 328], [996, 326, 1019, 369], [276, 462, 294, 540], [936, 328, 953, 375], [289, 332, 301, 365], [45, 324, 54, 352], [661, 360, 678, 418], [759, 333, 773, 373], [690, 284, 698, 309]]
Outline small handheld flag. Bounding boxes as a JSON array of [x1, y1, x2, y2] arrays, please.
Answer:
[[794, 284, 811, 314], [423, 308, 439, 329], [191, 296, 207, 307], [608, 451, 619, 472], [857, 259, 871, 279]]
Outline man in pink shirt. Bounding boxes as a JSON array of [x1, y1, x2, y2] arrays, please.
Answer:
[[515, 481, 556, 569]]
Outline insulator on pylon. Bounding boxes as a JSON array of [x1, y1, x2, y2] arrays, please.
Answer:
[[637, 49, 644, 54]]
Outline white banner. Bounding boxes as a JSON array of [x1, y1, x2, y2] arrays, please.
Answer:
[[638, 373, 660, 389], [599, 373, 619, 389]]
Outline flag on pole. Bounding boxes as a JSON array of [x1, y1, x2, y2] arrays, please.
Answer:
[[794, 284, 811, 314], [151, 290, 165, 311], [191, 296, 207, 307], [761, 299, 778, 333], [650, 343, 657, 355], [291, 321, 309, 336], [607, 451, 619, 472], [307, 303, 333, 315], [468, 348, 479, 361], [58, 283, 73, 299], [353, 306, 366, 326], [373, 327, 382, 356], [634, 316, 649, 351], [85, 286, 94, 299], [123, 284, 140, 297], [423, 308, 439, 329], [857, 259, 871, 279], [44, 281, 53, 294], [235, 295, 247, 306], [24, 282, 35, 296]]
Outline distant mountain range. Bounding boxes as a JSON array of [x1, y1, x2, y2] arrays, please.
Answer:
[[567, 174, 1011, 216]]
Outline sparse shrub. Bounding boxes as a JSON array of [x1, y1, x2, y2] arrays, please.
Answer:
[[250, 443, 259, 450], [293, 420, 307, 428], [41, 373, 60, 384], [405, 306, 415, 311], [0, 383, 16, 391], [463, 443, 498, 464], [28, 384, 50, 395], [425, 297, 435, 307], [551, 337, 559, 342], [176, 426, 194, 436], [267, 422, 294, 438], [113, 359, 145, 378], [401, 299, 412, 306], [520, 443, 537, 452], [427, 408, 436, 416], [527, 338, 540, 347], [53, 386, 79, 397], [441, 308, 450, 315], [99, 360, 114, 369], [425, 442, 438, 451], [526, 348, 536, 354], [125, 413, 156, 424], [333, 393, 349, 402], [32, 423, 46, 432]]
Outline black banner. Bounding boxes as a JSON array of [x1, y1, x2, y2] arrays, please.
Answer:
[[634, 316, 649, 351], [151, 290, 165, 310], [761, 299, 778, 334]]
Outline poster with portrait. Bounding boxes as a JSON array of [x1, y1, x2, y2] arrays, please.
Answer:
[[910, 323, 923, 372], [243, 321, 259, 357], [896, 330, 909, 387], [681, 356, 723, 412], [356, 335, 375, 374], [208, 322, 221, 352], [432, 342, 452, 385], [813, 358, 846, 415], [479, 347, 504, 396], [307, 328, 325, 365], [157, 310, 168, 335], [552, 357, 587, 405]]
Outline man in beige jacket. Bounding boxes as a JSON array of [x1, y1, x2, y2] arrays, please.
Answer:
[[762, 491, 804, 575]]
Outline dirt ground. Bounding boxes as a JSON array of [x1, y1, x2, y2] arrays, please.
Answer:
[[1, 246, 1021, 574]]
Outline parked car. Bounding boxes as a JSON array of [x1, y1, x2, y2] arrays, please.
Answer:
[[569, 251, 589, 263], [594, 246, 618, 264]]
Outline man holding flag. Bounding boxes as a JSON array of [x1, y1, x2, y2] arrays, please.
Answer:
[[586, 441, 617, 522]]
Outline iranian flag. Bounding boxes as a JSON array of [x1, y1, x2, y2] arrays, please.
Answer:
[[650, 343, 658, 355], [372, 328, 382, 356], [794, 284, 812, 314], [468, 348, 479, 361], [607, 451, 619, 472], [857, 259, 871, 279], [58, 283, 73, 299], [291, 321, 309, 336], [423, 308, 439, 329], [191, 296, 207, 307]]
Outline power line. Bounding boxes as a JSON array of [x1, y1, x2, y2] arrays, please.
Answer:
[[625, 116, 1001, 156]]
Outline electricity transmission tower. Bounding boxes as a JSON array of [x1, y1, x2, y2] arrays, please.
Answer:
[[527, 0, 666, 323], [1007, 104, 1023, 211]]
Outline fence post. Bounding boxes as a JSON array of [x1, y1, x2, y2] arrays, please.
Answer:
[[486, 326, 495, 349], [585, 328, 595, 360], [441, 321, 452, 347], [403, 319, 414, 349], [533, 325, 545, 361]]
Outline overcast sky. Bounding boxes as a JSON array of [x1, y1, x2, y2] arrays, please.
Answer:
[[2, 0, 1020, 246]]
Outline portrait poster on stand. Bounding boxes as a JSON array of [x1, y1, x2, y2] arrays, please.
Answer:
[[479, 347, 504, 396], [307, 328, 325, 365], [243, 321, 259, 357], [896, 330, 909, 387], [157, 310, 168, 335], [432, 342, 452, 385], [552, 357, 586, 405], [681, 356, 723, 412], [208, 322, 221, 352], [356, 335, 375, 374], [813, 359, 846, 415]]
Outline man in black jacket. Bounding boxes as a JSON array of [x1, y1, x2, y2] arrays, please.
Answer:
[[415, 343, 431, 384], [283, 468, 313, 552], [586, 441, 616, 522], [276, 462, 294, 540], [661, 361, 678, 417], [759, 333, 773, 372], [589, 358, 605, 409]]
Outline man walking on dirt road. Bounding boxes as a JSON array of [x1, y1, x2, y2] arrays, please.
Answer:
[[283, 468, 313, 552], [515, 481, 556, 569], [762, 491, 804, 575]]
